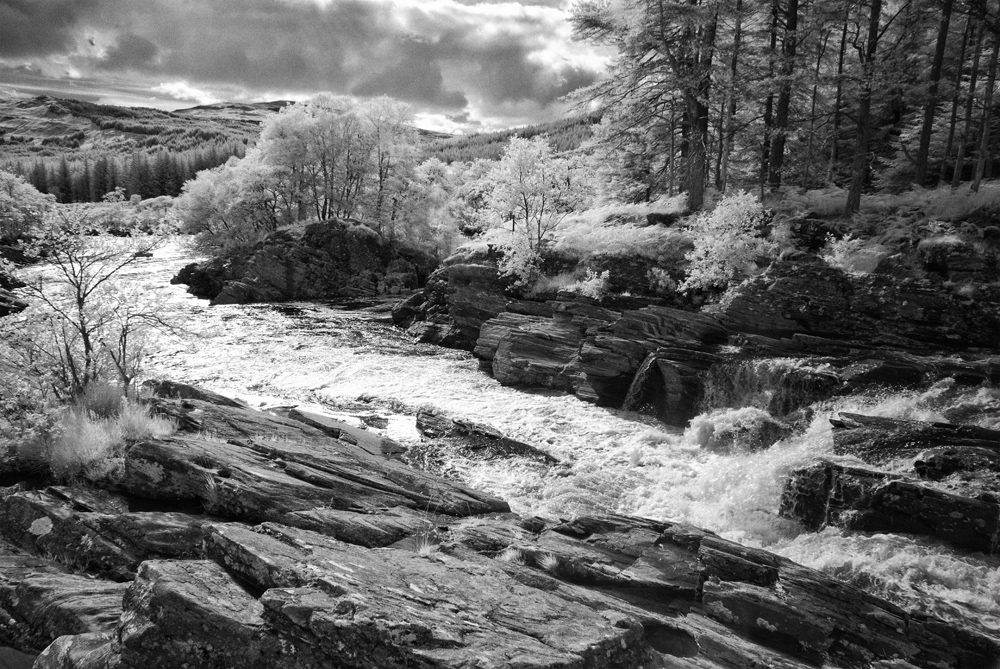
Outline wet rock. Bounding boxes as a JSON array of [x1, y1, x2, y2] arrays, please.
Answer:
[[779, 460, 1000, 555], [621, 348, 719, 425], [686, 407, 795, 453], [914, 446, 1000, 480], [699, 357, 841, 418], [170, 259, 228, 300], [143, 378, 248, 408], [415, 406, 557, 464], [0, 287, 26, 318], [125, 396, 510, 520], [831, 412, 1000, 463], [389, 290, 424, 329], [286, 407, 407, 458]]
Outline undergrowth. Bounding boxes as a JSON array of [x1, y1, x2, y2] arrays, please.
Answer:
[[19, 387, 177, 482]]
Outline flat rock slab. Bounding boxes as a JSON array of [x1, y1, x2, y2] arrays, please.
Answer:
[[0, 490, 138, 581], [287, 407, 407, 458], [204, 522, 653, 668], [0, 542, 125, 654], [125, 397, 510, 521], [832, 412, 1000, 463]]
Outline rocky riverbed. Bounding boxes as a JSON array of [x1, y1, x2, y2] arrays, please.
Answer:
[[2, 238, 999, 667]]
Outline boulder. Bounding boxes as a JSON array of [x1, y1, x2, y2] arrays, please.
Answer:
[[0, 287, 26, 318], [172, 220, 432, 305], [779, 460, 1000, 555], [169, 259, 228, 300]]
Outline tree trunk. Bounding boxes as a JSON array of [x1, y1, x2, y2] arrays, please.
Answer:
[[828, 3, 851, 184], [683, 10, 718, 211], [972, 26, 1000, 191], [719, 0, 744, 193], [760, 0, 780, 194], [915, 0, 954, 185], [846, 0, 884, 214], [940, 15, 972, 183], [767, 0, 800, 190], [954, 12, 985, 188], [802, 30, 830, 191]]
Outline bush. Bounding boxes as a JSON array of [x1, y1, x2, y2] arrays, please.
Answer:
[[821, 234, 889, 275], [564, 269, 610, 299], [25, 399, 176, 482], [680, 191, 776, 292]]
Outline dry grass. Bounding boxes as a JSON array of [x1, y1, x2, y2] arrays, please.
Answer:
[[36, 396, 177, 482]]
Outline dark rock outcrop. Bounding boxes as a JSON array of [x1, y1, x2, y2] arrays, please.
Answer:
[[172, 220, 433, 305], [414, 406, 557, 464], [780, 459, 1000, 555], [719, 254, 1000, 351], [395, 251, 1000, 429], [395, 254, 510, 350]]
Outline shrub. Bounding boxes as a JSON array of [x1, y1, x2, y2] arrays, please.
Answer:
[[564, 269, 610, 299], [27, 399, 176, 482], [680, 191, 776, 292], [821, 234, 889, 275], [554, 199, 689, 261]]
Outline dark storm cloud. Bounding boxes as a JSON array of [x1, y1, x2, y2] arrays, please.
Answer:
[[351, 39, 468, 108], [0, 0, 608, 126], [97, 33, 159, 70], [0, 0, 101, 57]]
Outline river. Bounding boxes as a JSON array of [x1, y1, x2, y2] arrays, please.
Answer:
[[122, 240, 1000, 639]]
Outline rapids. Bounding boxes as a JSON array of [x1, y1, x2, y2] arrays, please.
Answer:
[[119, 241, 1000, 638]]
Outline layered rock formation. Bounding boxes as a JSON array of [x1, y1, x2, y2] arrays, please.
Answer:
[[5, 384, 997, 668], [172, 219, 435, 305], [780, 413, 1000, 555], [397, 252, 1000, 427]]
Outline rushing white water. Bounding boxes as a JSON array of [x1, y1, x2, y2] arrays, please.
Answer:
[[121, 240, 1000, 637]]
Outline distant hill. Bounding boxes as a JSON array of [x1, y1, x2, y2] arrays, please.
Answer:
[[421, 113, 600, 164], [0, 95, 277, 158]]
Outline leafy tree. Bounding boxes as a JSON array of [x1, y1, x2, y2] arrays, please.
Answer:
[[482, 137, 588, 250], [0, 170, 53, 241]]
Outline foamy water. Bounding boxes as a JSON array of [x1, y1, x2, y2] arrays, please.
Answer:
[[119, 240, 1000, 637]]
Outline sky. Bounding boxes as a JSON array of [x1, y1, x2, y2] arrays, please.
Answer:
[[0, 0, 611, 133]]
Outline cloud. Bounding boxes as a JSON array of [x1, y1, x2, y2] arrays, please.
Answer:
[[0, 0, 101, 58], [152, 81, 221, 105], [97, 33, 159, 70], [0, 0, 608, 128]]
